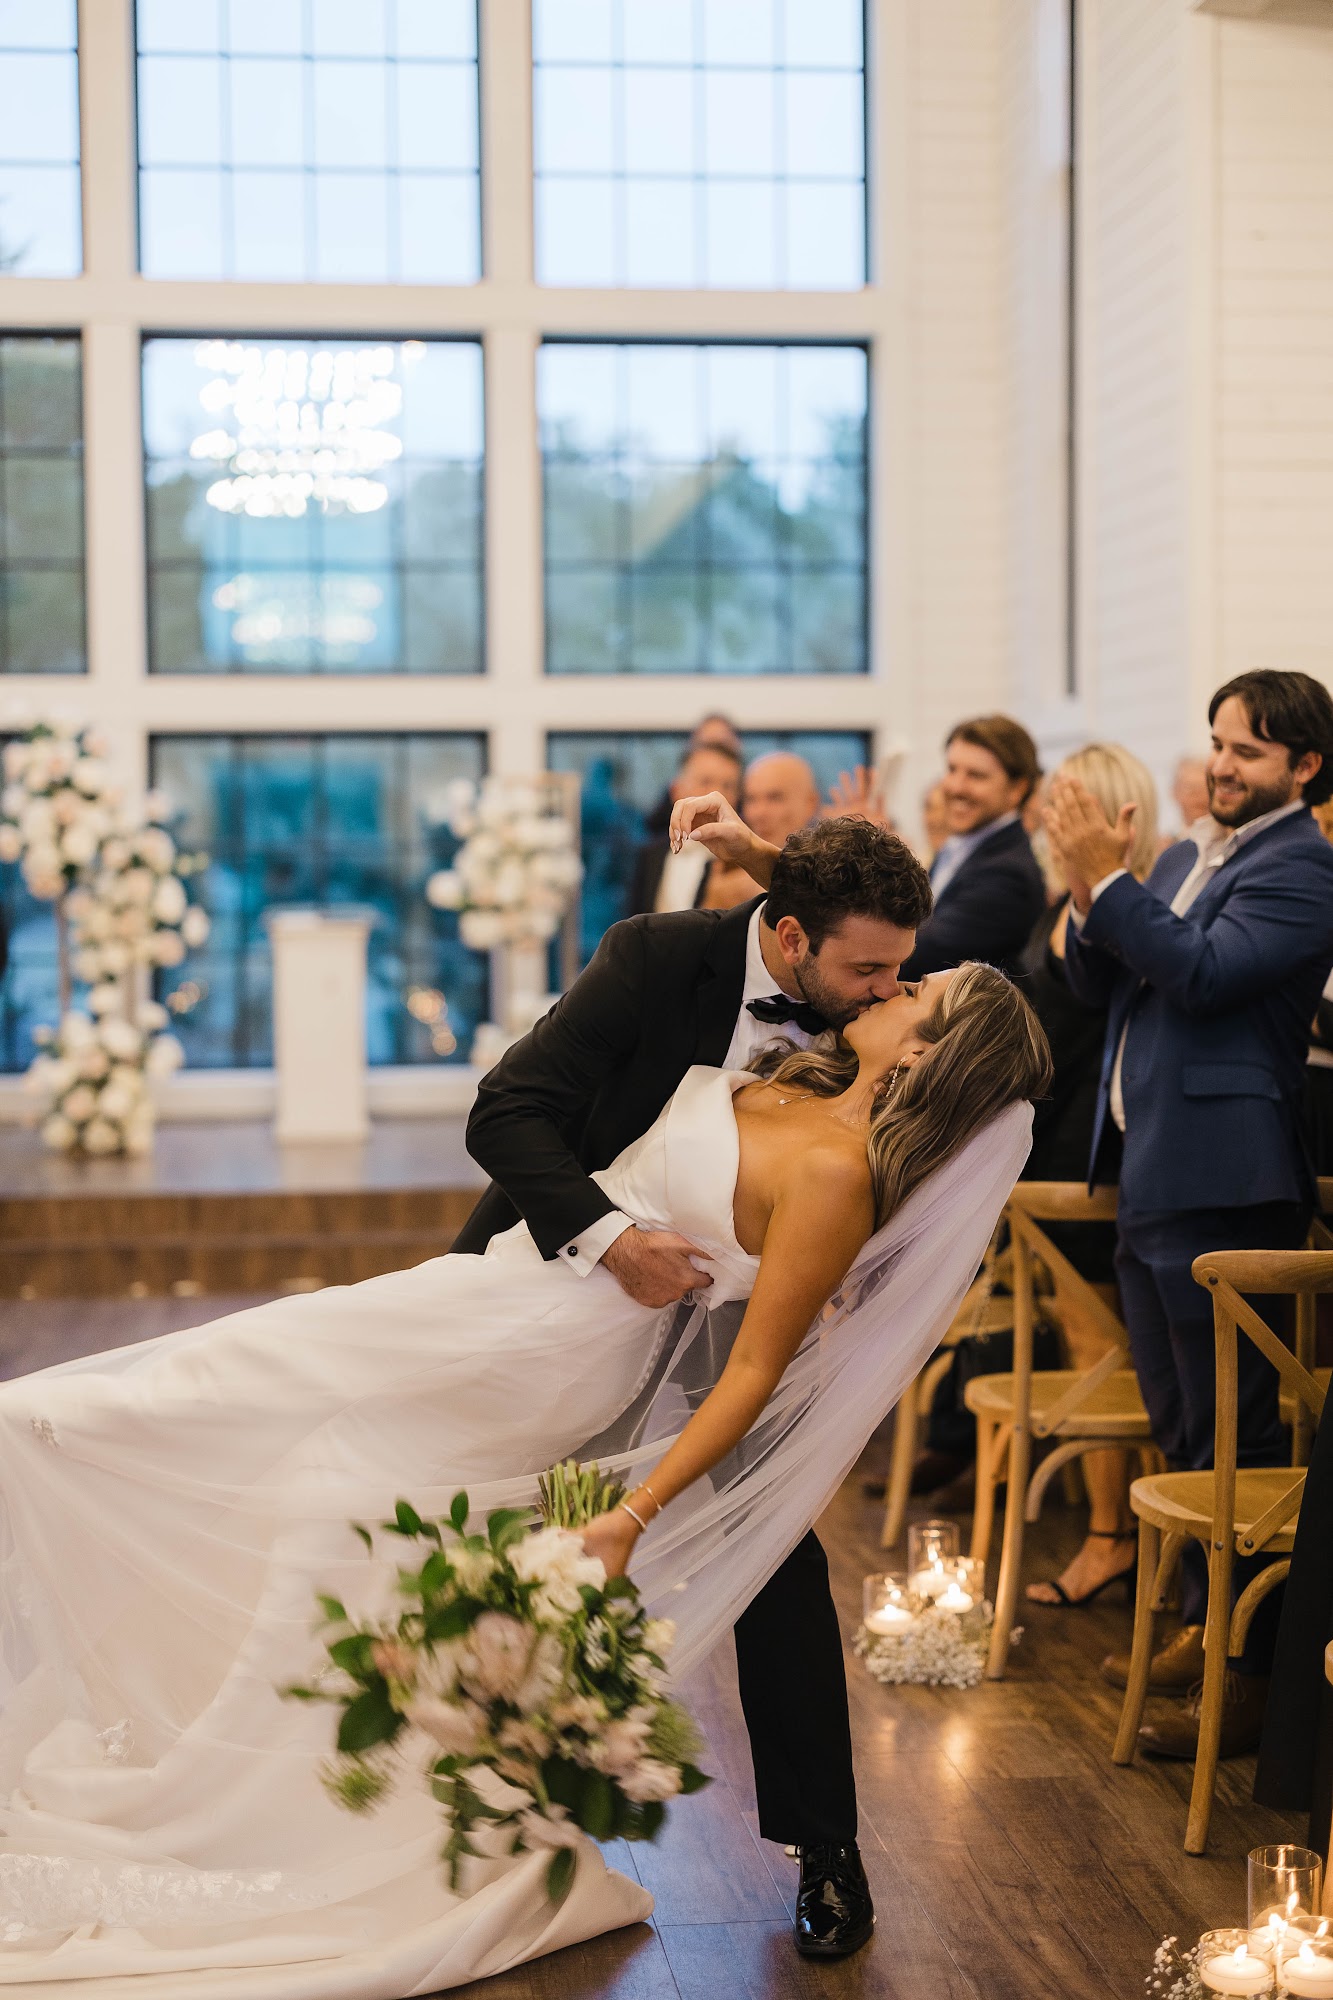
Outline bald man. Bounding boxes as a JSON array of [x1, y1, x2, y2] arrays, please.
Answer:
[[742, 752, 821, 849]]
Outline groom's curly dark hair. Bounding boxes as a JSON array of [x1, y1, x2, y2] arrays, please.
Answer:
[[765, 818, 933, 951]]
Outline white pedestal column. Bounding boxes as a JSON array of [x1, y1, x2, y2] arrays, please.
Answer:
[[268, 911, 371, 1145]]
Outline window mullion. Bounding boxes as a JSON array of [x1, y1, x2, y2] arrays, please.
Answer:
[[77, 0, 137, 282]]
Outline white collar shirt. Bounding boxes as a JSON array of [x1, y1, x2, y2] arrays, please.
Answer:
[[1100, 799, 1308, 1132], [930, 810, 1020, 901]]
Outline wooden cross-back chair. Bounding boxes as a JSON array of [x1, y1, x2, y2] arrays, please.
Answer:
[[1112, 1250, 1330, 1855], [963, 1182, 1158, 1680], [878, 1226, 1013, 1549]]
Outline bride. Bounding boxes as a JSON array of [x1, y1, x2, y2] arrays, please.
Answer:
[[0, 962, 1048, 1998]]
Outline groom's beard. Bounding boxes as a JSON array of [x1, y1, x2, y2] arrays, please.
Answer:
[[791, 954, 860, 1032]]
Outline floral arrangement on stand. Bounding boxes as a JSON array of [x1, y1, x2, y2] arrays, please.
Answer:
[[425, 776, 582, 1067], [285, 1460, 708, 1904], [0, 720, 211, 1158]]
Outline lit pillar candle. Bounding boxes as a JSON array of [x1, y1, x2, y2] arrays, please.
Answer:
[[911, 1558, 950, 1601], [865, 1601, 915, 1636], [862, 1574, 915, 1636]]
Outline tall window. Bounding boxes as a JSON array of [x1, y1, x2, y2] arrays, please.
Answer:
[[540, 341, 868, 675], [143, 336, 484, 674], [151, 733, 487, 1068], [0, 0, 80, 275], [549, 728, 870, 958], [0, 334, 85, 674], [136, 0, 480, 282], [533, 0, 865, 288]]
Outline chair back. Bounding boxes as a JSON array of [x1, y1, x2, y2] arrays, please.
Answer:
[[1005, 1182, 1123, 1438], [1191, 1250, 1332, 1558]]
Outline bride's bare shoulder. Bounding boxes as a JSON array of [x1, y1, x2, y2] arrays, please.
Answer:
[[786, 1133, 873, 1203]]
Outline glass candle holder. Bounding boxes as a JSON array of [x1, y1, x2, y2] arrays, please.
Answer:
[[1250, 1848, 1325, 1937], [862, 1573, 915, 1637], [933, 1556, 986, 1616], [907, 1520, 961, 1600], [1278, 1938, 1333, 1997], [1198, 1930, 1275, 1996]]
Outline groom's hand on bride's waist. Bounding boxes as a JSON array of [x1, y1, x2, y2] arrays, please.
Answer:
[[599, 1227, 714, 1308]]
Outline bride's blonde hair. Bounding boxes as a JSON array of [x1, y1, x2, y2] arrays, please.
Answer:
[[748, 963, 1052, 1229]]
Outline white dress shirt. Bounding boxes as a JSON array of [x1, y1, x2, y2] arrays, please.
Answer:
[[559, 905, 813, 1274], [930, 810, 1021, 900], [1078, 799, 1307, 1133], [653, 842, 710, 913]]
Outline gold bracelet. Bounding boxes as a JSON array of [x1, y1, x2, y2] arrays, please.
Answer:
[[618, 1500, 650, 1532]]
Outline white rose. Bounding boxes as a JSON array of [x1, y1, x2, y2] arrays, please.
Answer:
[[114, 907, 149, 941], [459, 910, 507, 951], [0, 826, 21, 863], [490, 859, 528, 910], [32, 1056, 76, 1098], [77, 903, 112, 942], [142, 789, 173, 824], [46, 741, 76, 780], [589, 1709, 654, 1779], [617, 1758, 682, 1805], [151, 876, 187, 924], [74, 1046, 110, 1081], [81, 1116, 121, 1155], [449, 1545, 496, 1594], [457, 1612, 539, 1705], [508, 1526, 606, 1624], [137, 1000, 169, 1033], [120, 867, 156, 906], [61, 1084, 98, 1124], [424, 869, 464, 911], [98, 1017, 142, 1062], [52, 790, 82, 826], [641, 1618, 677, 1659], [19, 797, 55, 838], [60, 1011, 95, 1049], [59, 823, 98, 868], [100, 837, 129, 872], [87, 983, 121, 1017], [1, 744, 28, 780], [97, 941, 132, 977], [136, 828, 176, 874], [181, 905, 210, 949], [514, 1630, 565, 1716], [71, 757, 106, 798], [152, 929, 187, 967], [1, 783, 25, 817], [80, 728, 107, 757], [97, 1081, 139, 1123], [406, 1696, 485, 1758], [145, 1033, 184, 1077], [40, 1113, 76, 1152]]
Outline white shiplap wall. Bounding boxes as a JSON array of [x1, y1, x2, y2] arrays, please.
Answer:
[[1216, 15, 1333, 686], [1076, 0, 1198, 780]]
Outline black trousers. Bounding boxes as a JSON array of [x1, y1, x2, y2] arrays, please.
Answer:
[[733, 1529, 858, 1846], [1115, 1198, 1309, 1672]]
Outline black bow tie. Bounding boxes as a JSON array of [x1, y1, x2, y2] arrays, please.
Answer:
[[747, 994, 831, 1036]]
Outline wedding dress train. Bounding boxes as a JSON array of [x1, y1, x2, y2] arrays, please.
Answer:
[[0, 1068, 1030, 1996]]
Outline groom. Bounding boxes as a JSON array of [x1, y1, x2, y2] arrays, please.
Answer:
[[453, 814, 933, 1960]]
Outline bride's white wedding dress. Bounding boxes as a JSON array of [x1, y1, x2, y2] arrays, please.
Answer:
[[0, 1068, 1030, 1998]]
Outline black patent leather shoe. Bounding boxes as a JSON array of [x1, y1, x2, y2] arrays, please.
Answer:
[[793, 1842, 875, 1959]]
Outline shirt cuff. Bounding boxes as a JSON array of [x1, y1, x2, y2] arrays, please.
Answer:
[[559, 1210, 634, 1276], [1070, 868, 1128, 932]]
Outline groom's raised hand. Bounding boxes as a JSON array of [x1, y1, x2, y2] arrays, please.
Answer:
[[601, 1227, 714, 1308]]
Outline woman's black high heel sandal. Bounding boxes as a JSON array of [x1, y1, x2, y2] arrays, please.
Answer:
[[1025, 1528, 1137, 1608]]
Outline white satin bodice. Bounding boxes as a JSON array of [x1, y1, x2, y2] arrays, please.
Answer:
[[591, 1065, 761, 1306]]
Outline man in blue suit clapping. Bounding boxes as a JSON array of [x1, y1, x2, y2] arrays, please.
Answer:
[[1048, 670, 1333, 1760]]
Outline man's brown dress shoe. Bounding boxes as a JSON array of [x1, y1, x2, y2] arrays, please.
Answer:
[[1137, 1673, 1268, 1761], [1100, 1622, 1205, 1692]]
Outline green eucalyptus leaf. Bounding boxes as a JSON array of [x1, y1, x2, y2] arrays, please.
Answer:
[[335, 1686, 403, 1755], [315, 1594, 348, 1626], [450, 1492, 470, 1534], [579, 1768, 615, 1841], [546, 1846, 577, 1906], [678, 1763, 711, 1795]]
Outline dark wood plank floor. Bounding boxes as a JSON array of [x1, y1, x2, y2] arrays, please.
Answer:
[[0, 1296, 1305, 2000]]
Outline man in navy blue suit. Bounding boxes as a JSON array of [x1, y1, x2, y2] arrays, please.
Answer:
[[1048, 670, 1333, 1759], [901, 714, 1047, 982]]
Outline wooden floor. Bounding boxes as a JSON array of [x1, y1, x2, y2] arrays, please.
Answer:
[[0, 1295, 1306, 2000]]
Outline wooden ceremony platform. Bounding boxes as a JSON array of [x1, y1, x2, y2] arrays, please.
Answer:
[[0, 1119, 485, 1300]]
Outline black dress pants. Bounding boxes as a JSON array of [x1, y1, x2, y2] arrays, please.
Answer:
[[1115, 1198, 1309, 1672], [732, 1529, 858, 1846]]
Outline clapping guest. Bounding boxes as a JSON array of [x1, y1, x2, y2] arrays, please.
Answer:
[[1048, 670, 1333, 1759], [901, 715, 1047, 979], [1019, 743, 1158, 1609], [627, 742, 751, 915]]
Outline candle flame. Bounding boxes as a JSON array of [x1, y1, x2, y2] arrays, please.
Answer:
[[1318, 1921, 1330, 1940], [1301, 1944, 1317, 1964], [1289, 1893, 1301, 1916], [1237, 1944, 1249, 1964]]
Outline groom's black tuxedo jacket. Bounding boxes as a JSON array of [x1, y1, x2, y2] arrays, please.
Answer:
[[452, 896, 761, 1261]]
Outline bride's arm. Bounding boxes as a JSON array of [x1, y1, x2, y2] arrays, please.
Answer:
[[581, 1151, 875, 1574]]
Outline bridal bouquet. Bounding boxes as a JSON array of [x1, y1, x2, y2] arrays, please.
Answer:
[[286, 1476, 708, 1902]]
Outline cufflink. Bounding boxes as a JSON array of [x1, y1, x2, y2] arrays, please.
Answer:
[[567, 1246, 577, 1256]]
